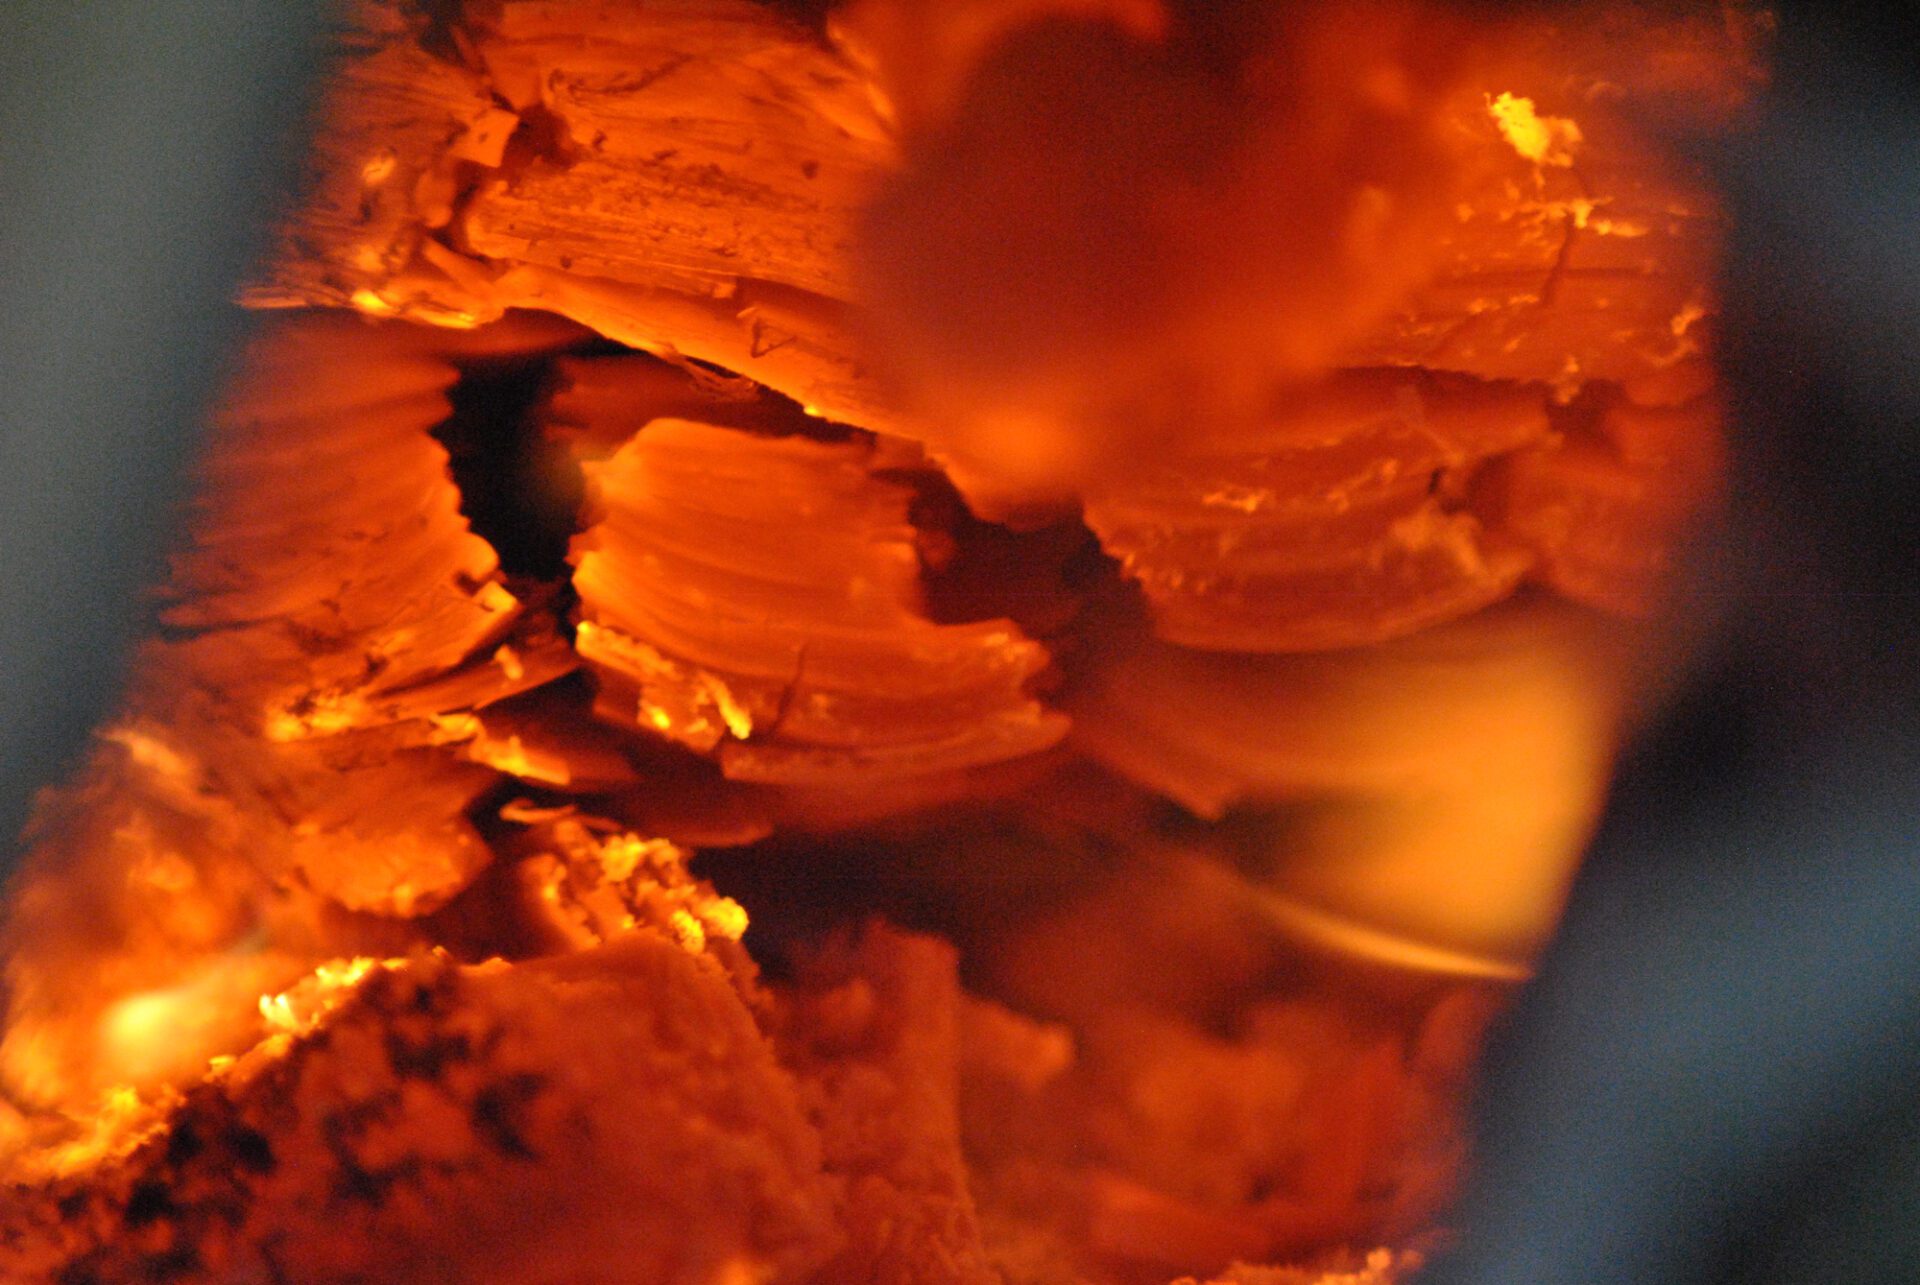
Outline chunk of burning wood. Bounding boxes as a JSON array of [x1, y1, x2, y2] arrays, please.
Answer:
[[1341, 6, 1756, 393], [0, 3, 1761, 1280], [150, 312, 570, 911], [164, 313, 556, 721], [772, 925, 1000, 1285], [253, 0, 1741, 633], [0, 937, 845, 1285], [248, 0, 898, 431], [855, 3, 1746, 504], [857, 2, 1486, 511], [462, 0, 894, 304], [0, 313, 567, 1115], [1081, 371, 1547, 652], [1, 900, 1018, 1284], [569, 411, 1067, 783], [1475, 388, 1727, 616]]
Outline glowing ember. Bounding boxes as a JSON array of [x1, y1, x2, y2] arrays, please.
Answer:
[[570, 415, 1068, 780], [0, 2, 1762, 1282], [257, 957, 400, 1037], [1485, 91, 1581, 166]]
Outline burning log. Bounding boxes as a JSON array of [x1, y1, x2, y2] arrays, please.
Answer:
[[1, 1, 1765, 1282], [858, 1, 1744, 641], [568, 402, 1067, 783], [2, 934, 846, 1285], [461, 2, 892, 303], [163, 312, 559, 736], [1080, 371, 1548, 652], [248, 0, 896, 429], [0, 312, 571, 1119], [252, 0, 1740, 638], [1341, 13, 1759, 393], [1476, 383, 1727, 615]]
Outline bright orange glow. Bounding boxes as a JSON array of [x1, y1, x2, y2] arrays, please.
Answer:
[[349, 285, 398, 316], [258, 957, 397, 1037], [15, 1086, 160, 1181], [0, 2, 1754, 1278], [360, 150, 397, 185], [1074, 599, 1634, 976], [93, 962, 281, 1090], [1251, 890, 1534, 981], [1486, 91, 1582, 167]]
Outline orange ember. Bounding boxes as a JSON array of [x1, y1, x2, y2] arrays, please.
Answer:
[[0, 2, 1761, 1283]]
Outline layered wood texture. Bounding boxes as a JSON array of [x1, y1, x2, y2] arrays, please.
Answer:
[[1341, 18, 1755, 394], [1, 2, 1760, 1284], [1081, 372, 1549, 652], [0, 314, 560, 1115], [250, 0, 1741, 651], [248, 0, 896, 427], [570, 410, 1067, 782], [147, 313, 575, 917]]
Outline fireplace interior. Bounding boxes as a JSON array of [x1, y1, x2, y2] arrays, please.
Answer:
[[0, 2, 1778, 1282]]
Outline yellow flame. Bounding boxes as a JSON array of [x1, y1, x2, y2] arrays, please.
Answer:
[[599, 833, 653, 882], [706, 677, 756, 740], [28, 1086, 164, 1179], [264, 693, 366, 742], [429, 711, 484, 744], [668, 909, 707, 951], [360, 150, 397, 185], [469, 731, 573, 785], [1253, 888, 1533, 982], [102, 993, 200, 1071], [349, 286, 399, 317], [1487, 92, 1581, 166], [477, 581, 519, 614], [1670, 300, 1708, 337], [699, 897, 750, 943], [258, 957, 397, 1038], [94, 962, 273, 1090]]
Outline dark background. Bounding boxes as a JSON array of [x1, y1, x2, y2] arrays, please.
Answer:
[[1427, 6, 1920, 1282], [0, 3, 321, 858]]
